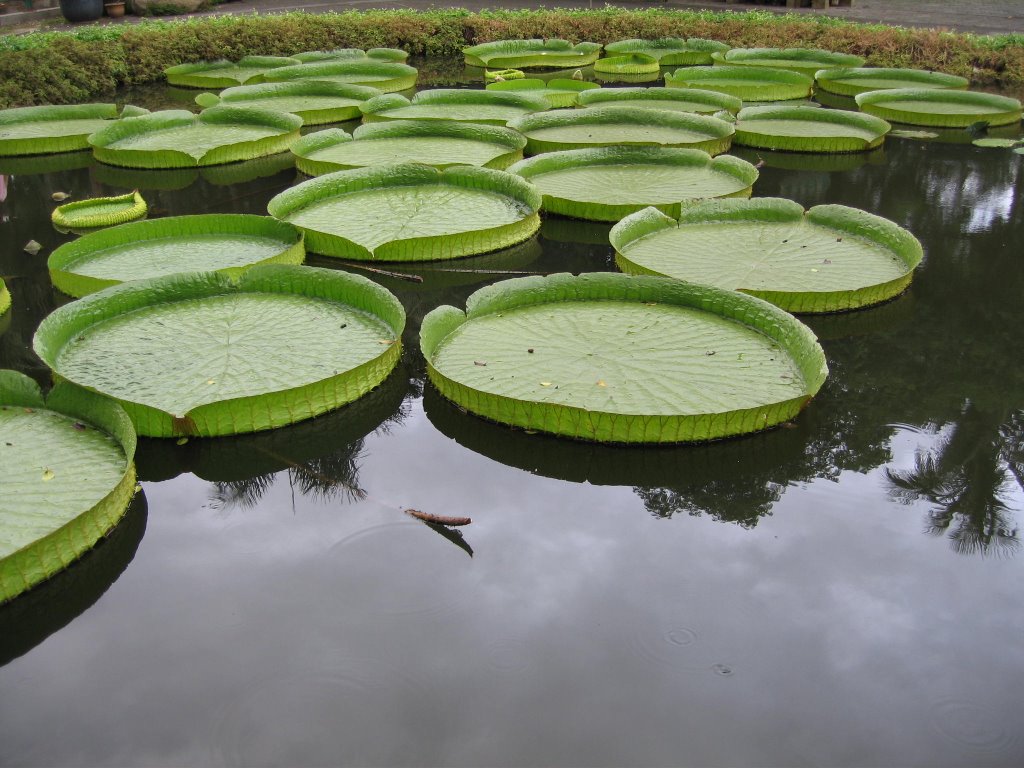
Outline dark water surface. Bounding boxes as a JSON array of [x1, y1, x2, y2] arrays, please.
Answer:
[[1, 72, 1023, 767]]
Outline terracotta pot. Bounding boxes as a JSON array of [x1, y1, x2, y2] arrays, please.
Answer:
[[105, 1, 125, 15]]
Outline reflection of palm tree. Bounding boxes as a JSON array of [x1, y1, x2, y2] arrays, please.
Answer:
[[886, 404, 1021, 557]]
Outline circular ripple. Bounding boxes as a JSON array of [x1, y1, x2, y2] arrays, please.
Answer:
[[930, 699, 1018, 755], [710, 663, 734, 677], [626, 624, 702, 671], [485, 636, 533, 673]]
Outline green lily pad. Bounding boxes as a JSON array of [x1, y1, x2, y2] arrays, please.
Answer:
[[34, 266, 405, 438], [815, 67, 969, 96], [593, 54, 660, 75], [889, 129, 941, 140], [484, 69, 526, 81], [261, 60, 419, 93], [665, 66, 814, 102], [463, 39, 602, 69], [577, 86, 742, 115], [604, 38, 729, 66], [292, 47, 408, 63], [291, 122, 527, 175], [420, 272, 828, 444], [507, 107, 734, 155], [593, 70, 661, 85], [267, 164, 541, 261], [194, 81, 382, 125], [51, 191, 147, 231], [164, 56, 301, 88], [486, 78, 600, 109], [855, 89, 1023, 128], [611, 198, 923, 313], [733, 105, 890, 153], [48, 214, 305, 297], [360, 89, 550, 125], [0, 370, 138, 604], [0, 278, 9, 317], [508, 147, 757, 222], [88, 107, 302, 169], [0, 104, 148, 157], [711, 48, 864, 78], [971, 137, 1022, 148]]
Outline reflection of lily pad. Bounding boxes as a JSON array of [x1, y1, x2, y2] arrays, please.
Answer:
[[593, 54, 660, 75], [89, 107, 302, 169], [508, 107, 734, 155], [486, 78, 600, 108], [194, 81, 381, 125], [360, 89, 549, 125], [91, 151, 295, 191], [733, 105, 890, 153], [508, 146, 757, 221], [816, 67, 969, 96], [51, 191, 147, 230], [0, 150, 94, 175], [577, 86, 741, 115], [604, 38, 729, 66], [463, 39, 602, 69], [711, 48, 864, 78], [261, 60, 418, 93], [612, 199, 923, 313], [291, 122, 526, 175], [0, 370, 138, 604], [48, 214, 305, 297], [730, 145, 886, 173], [421, 272, 827, 444], [856, 89, 1023, 128], [666, 66, 813, 101], [267, 164, 541, 262], [34, 266, 405, 438], [0, 104, 148, 157], [164, 56, 301, 88]]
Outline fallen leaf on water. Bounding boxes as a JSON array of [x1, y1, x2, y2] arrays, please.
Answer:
[[540, 381, 552, 387], [42, 469, 55, 482], [23, 240, 42, 256], [51, 191, 71, 202], [596, 380, 606, 387], [176, 437, 188, 446]]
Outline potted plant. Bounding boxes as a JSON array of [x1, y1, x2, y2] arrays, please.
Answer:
[[59, 0, 103, 21], [104, 0, 126, 15]]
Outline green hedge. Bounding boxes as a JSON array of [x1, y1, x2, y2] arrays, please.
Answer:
[[2, 8, 1023, 108]]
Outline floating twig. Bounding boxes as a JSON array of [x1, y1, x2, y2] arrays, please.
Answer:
[[340, 262, 424, 282], [405, 509, 472, 526]]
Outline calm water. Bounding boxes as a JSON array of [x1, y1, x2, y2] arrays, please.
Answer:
[[1, 68, 1023, 767]]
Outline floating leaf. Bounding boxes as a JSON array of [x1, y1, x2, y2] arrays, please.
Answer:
[[604, 37, 729, 66], [51, 191, 72, 202], [593, 54, 660, 76], [665, 66, 814, 102], [732, 105, 890, 153], [855, 89, 1022, 128], [23, 240, 41, 256], [463, 39, 602, 69], [815, 67, 969, 97], [577, 86, 742, 115], [164, 55, 301, 88], [711, 47, 864, 78], [51, 191, 147, 230], [486, 78, 599, 109], [0, 279, 10, 317], [292, 47, 408, 63], [971, 137, 1022, 148], [0, 104, 148, 157], [484, 68, 525, 81], [360, 89, 549, 126], [261, 59, 418, 94], [889, 129, 940, 140], [194, 81, 382, 125]]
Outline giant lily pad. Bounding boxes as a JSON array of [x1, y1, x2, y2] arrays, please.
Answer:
[[267, 164, 540, 261], [815, 67, 969, 96], [508, 147, 757, 222], [611, 198, 923, 313], [34, 266, 405, 438], [51, 191, 147, 231], [261, 60, 418, 93], [0, 370, 137, 604], [291, 122, 526, 175], [47, 214, 304, 297], [486, 78, 600, 108], [420, 272, 827, 443], [88, 107, 302, 169], [577, 86, 742, 115], [855, 88, 1023, 128], [604, 38, 729, 66], [0, 104, 148, 157], [665, 66, 814, 101], [507, 107, 734, 155], [164, 56, 301, 88], [360, 89, 550, 125], [463, 39, 602, 69], [593, 54, 660, 76], [194, 82, 382, 125], [733, 105, 890, 153], [292, 47, 408, 63], [711, 48, 864, 78]]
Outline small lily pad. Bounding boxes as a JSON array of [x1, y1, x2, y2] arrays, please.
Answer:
[[971, 138, 1022, 148], [51, 191, 147, 230], [593, 54, 660, 76]]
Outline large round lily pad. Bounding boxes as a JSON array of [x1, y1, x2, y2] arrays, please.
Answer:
[[291, 122, 526, 175], [815, 67, 970, 96], [360, 89, 550, 125], [293, 47, 408, 63], [463, 39, 602, 69], [486, 78, 600, 109], [507, 107, 734, 155], [577, 86, 742, 115], [261, 60, 418, 93], [267, 164, 541, 262], [733, 105, 890, 153], [855, 88, 1023, 128], [420, 272, 828, 443], [34, 266, 406, 438], [0, 370, 138, 604], [88, 107, 302, 169], [51, 191, 147, 231], [611, 198, 924, 313], [604, 38, 729, 66], [164, 56, 301, 88], [508, 147, 757, 222], [593, 54, 660, 76], [665, 66, 813, 101], [0, 104, 148, 157], [194, 81, 382, 125], [48, 214, 305, 297], [711, 47, 864, 78]]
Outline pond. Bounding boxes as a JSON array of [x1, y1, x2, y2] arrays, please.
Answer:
[[1, 60, 1023, 766]]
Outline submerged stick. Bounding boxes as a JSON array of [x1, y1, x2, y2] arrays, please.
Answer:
[[340, 262, 424, 282]]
